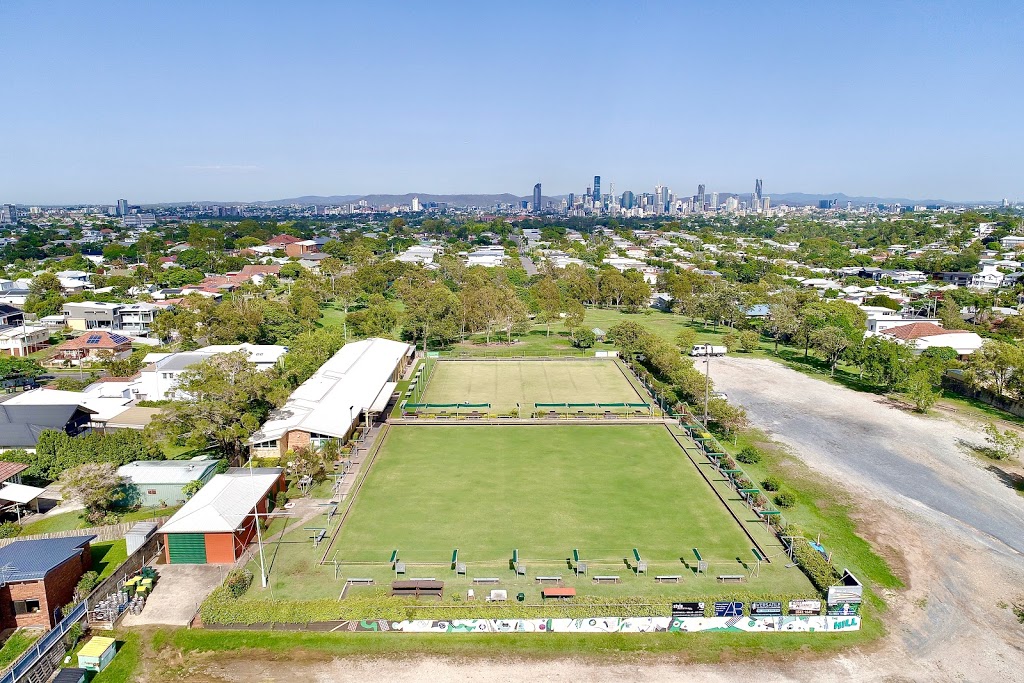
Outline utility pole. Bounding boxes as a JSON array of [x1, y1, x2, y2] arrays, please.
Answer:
[[702, 344, 712, 424]]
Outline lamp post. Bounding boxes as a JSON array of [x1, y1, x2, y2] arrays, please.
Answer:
[[702, 344, 712, 425], [248, 456, 268, 588]]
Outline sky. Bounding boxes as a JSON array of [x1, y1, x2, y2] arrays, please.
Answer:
[[2, 1, 1022, 204]]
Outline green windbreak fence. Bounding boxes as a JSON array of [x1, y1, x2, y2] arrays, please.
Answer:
[[403, 403, 491, 410]]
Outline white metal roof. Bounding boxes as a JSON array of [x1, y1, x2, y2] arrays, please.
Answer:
[[3, 388, 131, 422], [249, 338, 411, 444], [0, 483, 45, 504], [117, 460, 216, 485], [159, 469, 282, 534]]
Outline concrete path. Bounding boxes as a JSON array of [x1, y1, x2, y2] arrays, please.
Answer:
[[519, 254, 538, 275], [120, 563, 229, 626]]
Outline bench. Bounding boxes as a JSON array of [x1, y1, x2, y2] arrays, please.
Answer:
[[542, 587, 576, 600], [346, 578, 374, 586], [535, 576, 563, 584], [391, 580, 444, 598], [473, 577, 500, 585], [717, 574, 746, 583], [486, 589, 507, 602], [592, 575, 621, 584], [655, 575, 681, 583]]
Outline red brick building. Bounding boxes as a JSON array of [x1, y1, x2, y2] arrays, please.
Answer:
[[0, 535, 95, 628]]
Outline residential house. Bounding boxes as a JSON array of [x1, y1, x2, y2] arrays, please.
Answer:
[[875, 322, 983, 357], [47, 331, 133, 366], [0, 535, 96, 627], [284, 239, 319, 258], [116, 302, 160, 337], [0, 304, 25, 327], [0, 404, 96, 451], [297, 252, 330, 272], [0, 324, 50, 357], [62, 302, 122, 331], [971, 265, 1005, 290]]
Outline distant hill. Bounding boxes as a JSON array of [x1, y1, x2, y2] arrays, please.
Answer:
[[750, 192, 993, 207], [265, 193, 567, 208]]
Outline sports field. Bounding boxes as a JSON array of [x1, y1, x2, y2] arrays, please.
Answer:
[[418, 359, 644, 413], [332, 424, 754, 565]]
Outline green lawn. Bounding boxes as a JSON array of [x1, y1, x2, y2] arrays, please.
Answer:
[[20, 505, 179, 536], [419, 359, 644, 412], [91, 539, 128, 579], [0, 629, 40, 669]]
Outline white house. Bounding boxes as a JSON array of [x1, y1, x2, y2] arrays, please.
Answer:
[[875, 322, 983, 357], [971, 264, 1005, 290]]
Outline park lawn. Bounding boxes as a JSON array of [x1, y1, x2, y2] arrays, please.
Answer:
[[0, 629, 40, 669], [91, 540, 128, 579], [317, 302, 347, 330], [419, 359, 644, 412]]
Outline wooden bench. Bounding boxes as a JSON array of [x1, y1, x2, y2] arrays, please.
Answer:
[[655, 575, 681, 583], [542, 587, 576, 600], [346, 578, 374, 586], [535, 576, 563, 584], [592, 575, 621, 584], [391, 580, 444, 598], [473, 577, 500, 585], [717, 574, 746, 583]]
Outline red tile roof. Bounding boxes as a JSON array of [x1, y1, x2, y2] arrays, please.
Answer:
[[56, 331, 133, 350], [881, 322, 959, 340], [266, 234, 302, 246]]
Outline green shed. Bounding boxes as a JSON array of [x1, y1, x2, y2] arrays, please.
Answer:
[[117, 459, 218, 507]]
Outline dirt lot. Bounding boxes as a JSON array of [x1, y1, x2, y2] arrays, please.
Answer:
[[140, 358, 1024, 682]]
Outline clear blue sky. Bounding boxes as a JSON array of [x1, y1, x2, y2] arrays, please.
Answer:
[[2, 1, 1021, 204]]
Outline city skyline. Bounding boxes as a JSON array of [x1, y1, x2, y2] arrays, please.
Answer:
[[2, 1, 1022, 204]]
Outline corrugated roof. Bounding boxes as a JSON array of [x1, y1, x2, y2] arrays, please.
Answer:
[[159, 469, 282, 534], [118, 460, 217, 485], [0, 483, 45, 504], [0, 535, 96, 583], [882, 322, 959, 340], [248, 338, 411, 444], [0, 461, 28, 482]]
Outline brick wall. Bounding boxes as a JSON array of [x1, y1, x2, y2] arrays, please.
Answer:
[[286, 429, 310, 452]]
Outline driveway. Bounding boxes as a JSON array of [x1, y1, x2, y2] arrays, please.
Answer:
[[120, 563, 229, 626]]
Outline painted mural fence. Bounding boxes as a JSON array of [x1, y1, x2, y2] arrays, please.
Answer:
[[207, 615, 860, 634]]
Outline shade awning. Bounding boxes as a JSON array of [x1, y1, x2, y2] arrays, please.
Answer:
[[0, 483, 45, 504], [369, 382, 397, 413]]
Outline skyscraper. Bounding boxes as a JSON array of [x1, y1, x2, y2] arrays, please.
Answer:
[[654, 185, 664, 215], [533, 183, 542, 212], [696, 184, 706, 212], [568, 192, 575, 209], [753, 179, 763, 212], [710, 192, 719, 210], [621, 191, 634, 210], [592, 176, 601, 202], [117, 198, 128, 217]]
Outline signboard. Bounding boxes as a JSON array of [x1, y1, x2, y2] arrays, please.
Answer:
[[788, 599, 822, 615], [827, 585, 863, 606], [671, 602, 704, 617], [696, 560, 708, 574], [713, 601, 743, 617], [827, 602, 861, 616], [750, 601, 783, 616]]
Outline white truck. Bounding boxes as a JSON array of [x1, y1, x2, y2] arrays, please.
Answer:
[[689, 343, 727, 357]]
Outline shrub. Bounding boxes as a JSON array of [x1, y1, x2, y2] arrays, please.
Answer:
[[75, 571, 100, 598], [275, 491, 288, 509], [736, 446, 761, 464], [774, 492, 796, 508], [224, 568, 254, 598], [0, 522, 21, 539], [760, 476, 781, 491]]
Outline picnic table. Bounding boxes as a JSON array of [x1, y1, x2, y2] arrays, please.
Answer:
[[391, 580, 443, 598], [542, 587, 576, 600]]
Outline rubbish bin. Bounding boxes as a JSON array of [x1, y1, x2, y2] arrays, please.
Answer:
[[516, 592, 525, 602]]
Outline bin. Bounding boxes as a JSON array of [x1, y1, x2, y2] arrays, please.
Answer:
[[77, 636, 116, 672]]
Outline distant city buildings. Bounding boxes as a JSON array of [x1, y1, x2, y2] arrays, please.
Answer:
[[592, 176, 600, 203], [533, 183, 542, 212], [116, 198, 128, 217]]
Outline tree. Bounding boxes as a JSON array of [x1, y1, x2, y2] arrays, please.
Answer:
[[764, 302, 799, 353], [738, 330, 760, 353], [905, 369, 939, 412], [563, 299, 586, 341], [346, 294, 399, 339], [59, 463, 127, 524], [573, 328, 596, 350], [24, 272, 64, 317], [280, 262, 303, 279], [290, 445, 332, 484], [964, 341, 1023, 399], [401, 282, 462, 352], [146, 351, 274, 459], [938, 296, 967, 330], [181, 479, 205, 499], [983, 422, 1024, 461], [811, 326, 850, 375], [531, 278, 562, 336], [621, 274, 652, 313], [675, 328, 698, 353]]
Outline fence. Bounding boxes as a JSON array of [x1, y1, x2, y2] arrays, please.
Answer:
[[0, 601, 87, 683], [86, 533, 163, 628], [0, 516, 169, 548]]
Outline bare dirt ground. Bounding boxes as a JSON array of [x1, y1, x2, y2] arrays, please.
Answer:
[[143, 358, 1024, 682]]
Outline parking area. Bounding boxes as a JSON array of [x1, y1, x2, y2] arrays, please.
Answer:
[[120, 563, 230, 626]]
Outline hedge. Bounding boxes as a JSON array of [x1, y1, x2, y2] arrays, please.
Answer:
[[200, 586, 824, 625]]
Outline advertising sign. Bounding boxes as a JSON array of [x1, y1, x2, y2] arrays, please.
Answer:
[[713, 601, 743, 617], [826, 602, 861, 616], [750, 601, 783, 616], [671, 602, 705, 617], [788, 599, 822, 615]]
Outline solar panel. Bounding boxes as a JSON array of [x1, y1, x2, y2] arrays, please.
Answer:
[[86, 334, 102, 344], [109, 334, 130, 344]]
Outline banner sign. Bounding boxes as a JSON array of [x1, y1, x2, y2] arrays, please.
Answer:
[[750, 601, 783, 616], [671, 602, 705, 617], [788, 599, 822, 615], [827, 585, 863, 606], [713, 601, 743, 617], [826, 602, 861, 616]]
